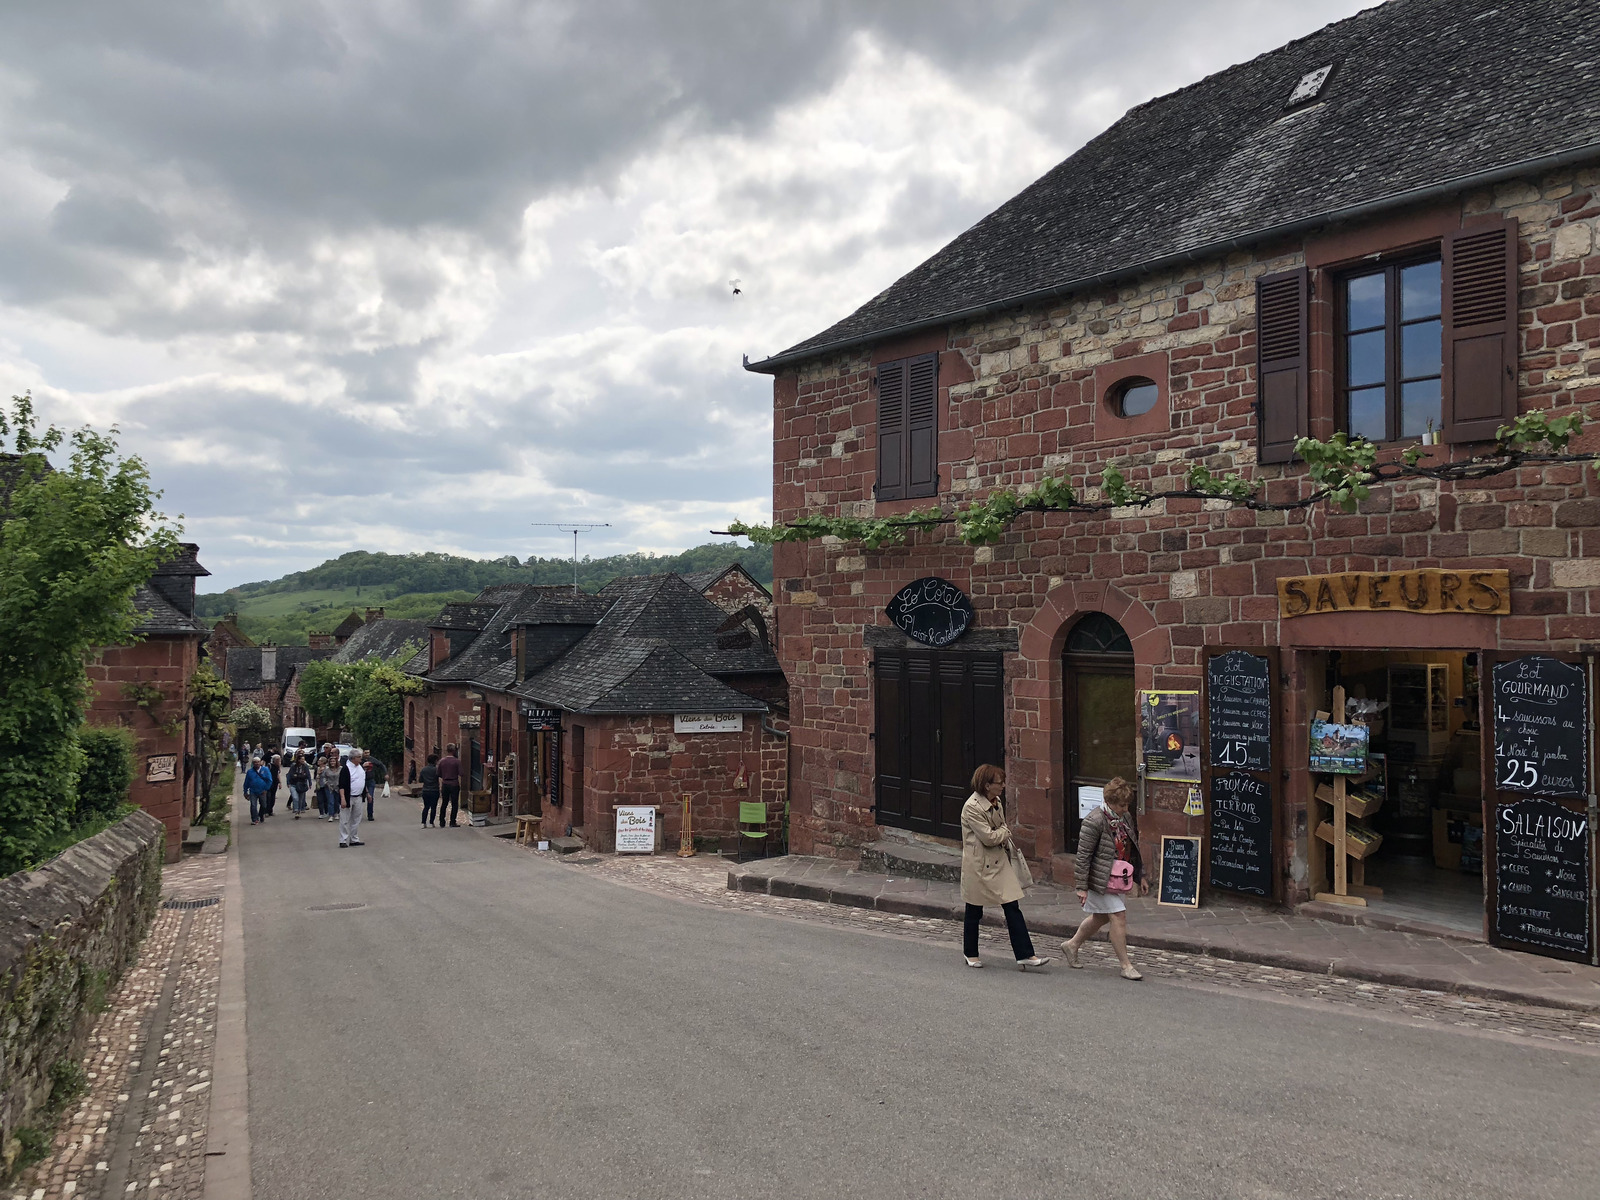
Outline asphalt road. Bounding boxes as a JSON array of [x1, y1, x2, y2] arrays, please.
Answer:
[[239, 801, 1600, 1200]]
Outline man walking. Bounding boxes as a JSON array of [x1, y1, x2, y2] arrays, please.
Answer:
[[364, 751, 385, 821], [243, 755, 272, 826], [437, 743, 462, 828], [339, 748, 367, 848]]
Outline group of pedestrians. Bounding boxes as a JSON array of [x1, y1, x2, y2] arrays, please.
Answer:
[[959, 765, 1147, 980], [240, 740, 392, 848], [416, 744, 463, 828]]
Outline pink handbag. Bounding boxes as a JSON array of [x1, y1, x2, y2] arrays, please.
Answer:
[[1107, 859, 1135, 894]]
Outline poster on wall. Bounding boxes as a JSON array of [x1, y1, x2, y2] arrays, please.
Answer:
[[145, 754, 177, 783], [1141, 691, 1200, 782], [1309, 720, 1370, 774]]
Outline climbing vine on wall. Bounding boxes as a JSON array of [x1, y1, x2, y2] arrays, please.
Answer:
[[721, 411, 1598, 550]]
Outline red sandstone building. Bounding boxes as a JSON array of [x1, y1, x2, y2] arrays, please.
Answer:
[[746, 0, 1600, 962], [87, 544, 211, 862], [410, 570, 786, 851]]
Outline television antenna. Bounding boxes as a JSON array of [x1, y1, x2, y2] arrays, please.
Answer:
[[531, 523, 612, 593]]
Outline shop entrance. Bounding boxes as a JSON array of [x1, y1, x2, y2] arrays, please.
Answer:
[[1305, 648, 1486, 934], [1063, 614, 1137, 853]]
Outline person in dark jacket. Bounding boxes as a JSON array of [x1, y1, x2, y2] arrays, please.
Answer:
[[338, 752, 367, 847], [418, 753, 441, 827], [287, 751, 312, 818], [1060, 776, 1148, 980], [261, 752, 280, 818], [364, 752, 385, 821], [436, 744, 462, 827]]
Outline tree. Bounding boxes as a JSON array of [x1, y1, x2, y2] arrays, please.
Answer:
[[0, 395, 178, 876], [344, 662, 423, 765], [297, 660, 375, 729], [188, 664, 232, 820], [228, 700, 274, 749]]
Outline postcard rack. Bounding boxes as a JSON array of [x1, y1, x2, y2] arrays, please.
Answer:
[[1313, 686, 1384, 906]]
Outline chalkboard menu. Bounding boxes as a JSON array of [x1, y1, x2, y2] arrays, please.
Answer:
[[1494, 798, 1591, 958], [1207, 650, 1272, 770], [1491, 656, 1588, 797], [1208, 772, 1273, 896], [885, 577, 974, 648], [1158, 836, 1201, 908]]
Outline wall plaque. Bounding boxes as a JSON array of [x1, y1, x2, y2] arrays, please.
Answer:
[[145, 754, 178, 783], [884, 577, 973, 648], [1277, 569, 1510, 618]]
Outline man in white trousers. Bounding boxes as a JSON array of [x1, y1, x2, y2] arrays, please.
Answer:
[[339, 748, 367, 847]]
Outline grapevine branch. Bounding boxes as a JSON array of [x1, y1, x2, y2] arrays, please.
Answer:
[[716, 411, 1598, 550]]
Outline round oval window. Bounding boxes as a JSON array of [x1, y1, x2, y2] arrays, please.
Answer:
[[1114, 378, 1159, 418]]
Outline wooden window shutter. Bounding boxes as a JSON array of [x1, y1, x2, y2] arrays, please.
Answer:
[[876, 358, 906, 500], [1442, 217, 1518, 444], [1254, 267, 1309, 464], [905, 353, 939, 498]]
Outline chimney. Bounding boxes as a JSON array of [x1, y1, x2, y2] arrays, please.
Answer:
[[225, 611, 238, 624], [308, 632, 333, 649], [431, 629, 448, 671], [366, 607, 385, 622], [261, 645, 277, 682]]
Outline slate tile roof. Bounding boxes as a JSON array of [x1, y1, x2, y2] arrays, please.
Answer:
[[331, 611, 365, 639], [131, 583, 208, 636], [154, 543, 209, 578], [225, 645, 336, 693], [756, 0, 1600, 368], [428, 602, 501, 631], [331, 618, 431, 666]]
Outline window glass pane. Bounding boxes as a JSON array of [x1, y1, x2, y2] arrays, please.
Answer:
[[1347, 387, 1386, 442], [1401, 318, 1441, 378], [1346, 329, 1385, 387], [1074, 671, 1137, 782], [1401, 378, 1442, 438], [1401, 260, 1442, 320], [1345, 272, 1385, 330], [1118, 381, 1158, 417]]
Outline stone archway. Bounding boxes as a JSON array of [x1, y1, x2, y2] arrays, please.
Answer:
[[1011, 581, 1170, 875]]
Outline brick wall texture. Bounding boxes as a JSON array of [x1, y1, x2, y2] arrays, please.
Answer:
[[769, 169, 1600, 895]]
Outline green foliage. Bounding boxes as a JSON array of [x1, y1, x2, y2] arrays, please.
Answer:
[[74, 727, 135, 824], [297, 660, 371, 728], [205, 761, 233, 837], [305, 655, 423, 760], [727, 406, 1598, 550], [187, 664, 231, 820], [0, 394, 178, 877], [346, 680, 403, 763], [48, 1058, 87, 1109], [228, 700, 274, 748]]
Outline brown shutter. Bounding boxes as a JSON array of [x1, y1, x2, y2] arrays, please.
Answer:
[[905, 352, 939, 498], [1443, 217, 1518, 444], [1255, 267, 1309, 465], [875, 358, 906, 500]]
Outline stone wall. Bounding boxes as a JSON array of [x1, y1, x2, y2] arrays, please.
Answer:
[[0, 811, 164, 1175], [769, 167, 1600, 872]]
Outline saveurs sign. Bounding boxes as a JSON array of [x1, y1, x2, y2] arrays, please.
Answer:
[[1276, 569, 1510, 618]]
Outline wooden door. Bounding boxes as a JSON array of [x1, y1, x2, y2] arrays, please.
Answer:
[[1063, 661, 1137, 851], [1483, 652, 1596, 963], [570, 724, 586, 827], [874, 649, 1003, 840]]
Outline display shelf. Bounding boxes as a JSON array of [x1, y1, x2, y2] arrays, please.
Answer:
[[1317, 819, 1383, 859]]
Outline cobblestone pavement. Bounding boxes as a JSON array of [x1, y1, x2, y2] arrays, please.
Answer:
[[553, 848, 1600, 1053], [10, 855, 226, 1200]]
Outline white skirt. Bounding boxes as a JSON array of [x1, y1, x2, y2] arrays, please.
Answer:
[[1081, 890, 1126, 914]]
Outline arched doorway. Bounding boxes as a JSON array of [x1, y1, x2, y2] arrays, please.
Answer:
[[1062, 613, 1137, 850]]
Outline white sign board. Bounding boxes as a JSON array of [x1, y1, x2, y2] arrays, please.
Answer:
[[1077, 785, 1104, 820], [615, 805, 657, 854], [674, 713, 744, 734]]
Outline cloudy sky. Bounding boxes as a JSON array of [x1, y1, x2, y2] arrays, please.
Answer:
[[0, 0, 1371, 590]]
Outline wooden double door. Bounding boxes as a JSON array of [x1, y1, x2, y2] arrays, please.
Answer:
[[873, 650, 1003, 840]]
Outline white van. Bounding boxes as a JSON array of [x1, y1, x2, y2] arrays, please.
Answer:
[[282, 727, 319, 756]]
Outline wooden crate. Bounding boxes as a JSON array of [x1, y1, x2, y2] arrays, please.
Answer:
[[1317, 820, 1384, 859], [1316, 780, 1384, 820]]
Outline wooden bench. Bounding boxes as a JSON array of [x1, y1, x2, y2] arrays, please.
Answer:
[[514, 814, 542, 847]]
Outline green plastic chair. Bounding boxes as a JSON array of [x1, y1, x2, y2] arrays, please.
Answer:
[[737, 801, 768, 861]]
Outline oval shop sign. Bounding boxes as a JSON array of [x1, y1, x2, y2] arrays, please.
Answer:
[[885, 577, 974, 648]]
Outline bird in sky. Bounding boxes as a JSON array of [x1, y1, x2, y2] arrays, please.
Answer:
[[729, 278, 742, 295]]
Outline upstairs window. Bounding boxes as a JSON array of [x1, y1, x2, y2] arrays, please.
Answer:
[[1339, 258, 1442, 442], [875, 353, 938, 501]]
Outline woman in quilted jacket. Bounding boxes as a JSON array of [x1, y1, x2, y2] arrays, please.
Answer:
[[1060, 776, 1148, 980]]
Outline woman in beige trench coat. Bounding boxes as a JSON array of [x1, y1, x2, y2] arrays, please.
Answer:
[[960, 763, 1050, 970]]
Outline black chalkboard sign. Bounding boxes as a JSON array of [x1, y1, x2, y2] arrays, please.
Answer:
[[1207, 650, 1272, 770], [1492, 656, 1588, 798], [1494, 798, 1591, 958], [1158, 836, 1201, 908], [885, 577, 974, 648], [1208, 772, 1273, 896]]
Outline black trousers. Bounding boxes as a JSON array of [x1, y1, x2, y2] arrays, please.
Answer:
[[421, 792, 439, 824], [964, 901, 1035, 960], [440, 783, 460, 825]]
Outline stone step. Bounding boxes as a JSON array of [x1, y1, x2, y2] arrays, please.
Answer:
[[183, 826, 208, 852], [858, 839, 962, 884], [548, 836, 585, 855], [200, 835, 229, 855]]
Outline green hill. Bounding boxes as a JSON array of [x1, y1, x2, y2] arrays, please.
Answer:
[[198, 543, 773, 646]]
